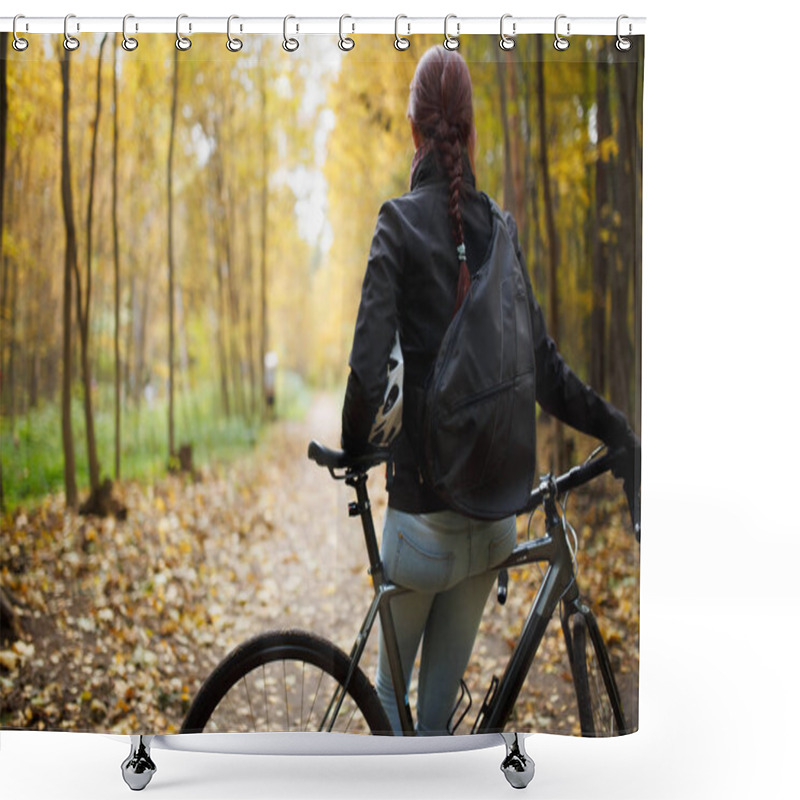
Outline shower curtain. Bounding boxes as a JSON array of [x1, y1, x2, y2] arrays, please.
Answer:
[[0, 28, 642, 740]]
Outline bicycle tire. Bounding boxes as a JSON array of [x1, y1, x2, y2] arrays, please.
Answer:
[[181, 629, 392, 735], [568, 611, 627, 737]]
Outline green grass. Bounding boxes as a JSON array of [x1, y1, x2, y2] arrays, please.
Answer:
[[0, 370, 312, 511]]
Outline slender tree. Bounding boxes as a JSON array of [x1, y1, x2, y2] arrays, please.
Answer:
[[207, 187, 231, 417], [0, 31, 7, 510], [167, 46, 179, 459], [496, 57, 516, 214], [608, 52, 638, 418], [535, 38, 565, 471], [74, 32, 109, 496], [614, 47, 643, 428], [112, 41, 122, 479], [60, 51, 78, 508], [591, 41, 613, 395], [260, 68, 271, 418]]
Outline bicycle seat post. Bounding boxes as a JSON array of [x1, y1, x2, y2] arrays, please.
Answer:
[[345, 471, 385, 587]]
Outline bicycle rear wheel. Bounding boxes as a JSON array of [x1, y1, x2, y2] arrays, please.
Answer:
[[565, 609, 627, 736], [181, 630, 391, 735]]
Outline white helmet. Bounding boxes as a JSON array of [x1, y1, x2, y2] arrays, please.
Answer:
[[368, 332, 404, 447]]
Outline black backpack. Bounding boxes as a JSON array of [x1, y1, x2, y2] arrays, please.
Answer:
[[421, 199, 537, 520]]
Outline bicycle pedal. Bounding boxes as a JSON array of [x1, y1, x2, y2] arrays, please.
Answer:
[[447, 679, 472, 734]]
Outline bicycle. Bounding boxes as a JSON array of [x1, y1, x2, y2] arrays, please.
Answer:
[[179, 440, 638, 786]]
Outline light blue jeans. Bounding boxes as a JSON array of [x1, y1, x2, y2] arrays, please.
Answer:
[[376, 507, 517, 735]]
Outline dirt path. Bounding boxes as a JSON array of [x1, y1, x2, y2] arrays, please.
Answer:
[[1, 392, 638, 736]]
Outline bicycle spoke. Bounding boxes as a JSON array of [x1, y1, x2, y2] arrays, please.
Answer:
[[344, 702, 358, 734], [243, 673, 255, 729], [283, 660, 289, 729], [181, 632, 391, 736], [268, 664, 271, 730], [305, 667, 326, 731], [300, 662, 305, 731]]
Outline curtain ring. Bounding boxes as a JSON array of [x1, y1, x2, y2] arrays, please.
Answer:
[[227, 15, 243, 52], [282, 15, 299, 52], [554, 14, 570, 51], [616, 15, 632, 51], [394, 15, 410, 51], [122, 14, 139, 51], [499, 14, 515, 51], [176, 14, 192, 51], [12, 15, 29, 52], [338, 15, 355, 51], [64, 13, 80, 51], [443, 14, 459, 50]]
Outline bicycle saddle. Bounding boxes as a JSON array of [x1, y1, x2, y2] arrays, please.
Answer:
[[307, 440, 389, 474]]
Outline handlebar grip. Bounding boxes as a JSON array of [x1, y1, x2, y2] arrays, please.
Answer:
[[623, 476, 641, 542]]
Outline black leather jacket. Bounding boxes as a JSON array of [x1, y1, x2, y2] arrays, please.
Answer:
[[342, 151, 630, 514]]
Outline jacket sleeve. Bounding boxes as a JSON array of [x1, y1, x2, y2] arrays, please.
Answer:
[[341, 201, 404, 454], [506, 213, 632, 448]]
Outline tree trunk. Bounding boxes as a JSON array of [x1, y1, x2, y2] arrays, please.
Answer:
[[0, 31, 6, 510], [518, 54, 533, 263], [112, 42, 122, 479], [260, 75, 271, 418], [75, 32, 108, 494], [207, 188, 230, 417], [218, 153, 244, 419], [615, 46, 643, 432], [535, 38, 565, 472], [591, 43, 613, 395], [244, 192, 257, 418], [507, 59, 526, 225], [167, 47, 179, 459], [496, 58, 516, 214], [0, 585, 21, 643], [60, 53, 78, 509], [609, 54, 639, 418]]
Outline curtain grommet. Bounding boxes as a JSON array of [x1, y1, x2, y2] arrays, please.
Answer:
[[338, 15, 355, 51], [121, 14, 139, 51], [394, 15, 410, 51], [63, 13, 80, 51], [554, 14, 570, 51], [499, 14, 516, 51], [227, 15, 243, 52], [282, 15, 299, 52], [12, 15, 29, 51], [443, 14, 460, 50], [616, 15, 632, 51], [176, 14, 192, 51]]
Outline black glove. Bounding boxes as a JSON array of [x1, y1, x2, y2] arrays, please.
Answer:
[[610, 428, 640, 541]]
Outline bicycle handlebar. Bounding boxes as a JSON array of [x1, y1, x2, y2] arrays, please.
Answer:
[[524, 447, 640, 540], [523, 449, 622, 512]]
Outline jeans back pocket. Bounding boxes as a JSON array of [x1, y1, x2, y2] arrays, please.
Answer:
[[390, 530, 455, 594]]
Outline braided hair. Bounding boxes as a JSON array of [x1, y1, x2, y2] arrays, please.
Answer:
[[408, 47, 475, 312]]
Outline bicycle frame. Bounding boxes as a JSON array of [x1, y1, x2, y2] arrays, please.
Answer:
[[335, 468, 592, 736]]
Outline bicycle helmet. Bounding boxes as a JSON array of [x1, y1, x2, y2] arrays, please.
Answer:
[[368, 332, 404, 447]]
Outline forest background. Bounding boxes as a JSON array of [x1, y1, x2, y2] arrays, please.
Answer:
[[0, 32, 641, 510], [0, 36, 643, 729]]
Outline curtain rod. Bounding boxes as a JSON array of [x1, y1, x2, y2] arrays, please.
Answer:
[[1, 15, 646, 37]]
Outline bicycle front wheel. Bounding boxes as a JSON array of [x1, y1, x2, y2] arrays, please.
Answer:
[[566, 610, 627, 736], [181, 630, 391, 735]]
